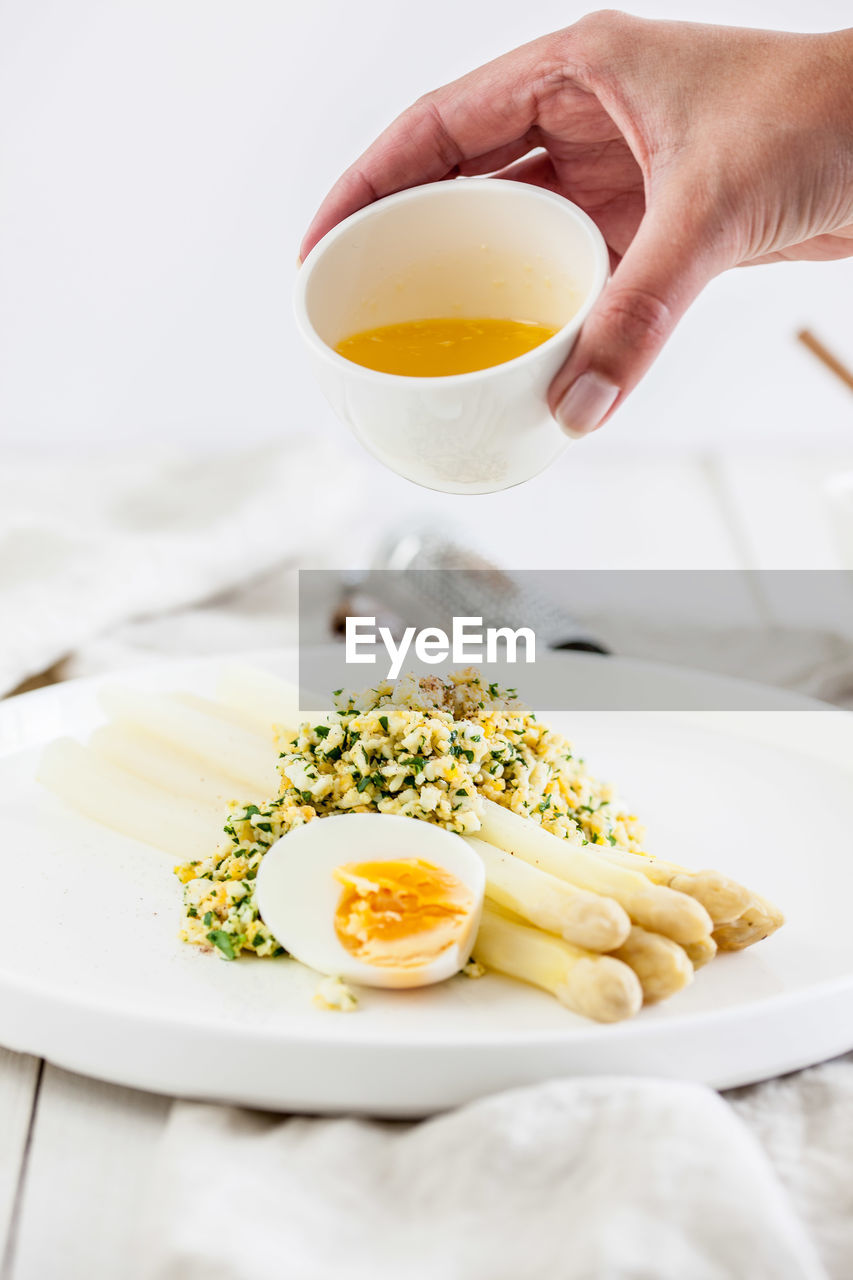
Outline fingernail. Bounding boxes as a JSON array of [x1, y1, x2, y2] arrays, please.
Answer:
[[556, 371, 619, 438]]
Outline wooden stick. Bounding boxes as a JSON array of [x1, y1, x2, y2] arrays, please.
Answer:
[[797, 329, 853, 395]]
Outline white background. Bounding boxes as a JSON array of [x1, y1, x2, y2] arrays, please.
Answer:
[[0, 0, 851, 459]]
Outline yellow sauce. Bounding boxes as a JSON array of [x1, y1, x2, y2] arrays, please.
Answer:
[[335, 316, 558, 377]]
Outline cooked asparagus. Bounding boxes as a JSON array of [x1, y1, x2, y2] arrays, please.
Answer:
[[597, 847, 752, 925], [99, 686, 277, 794], [474, 906, 643, 1023], [713, 894, 785, 951], [609, 925, 693, 1003], [682, 934, 718, 970], [466, 837, 631, 952], [89, 722, 252, 809], [37, 737, 218, 859], [479, 800, 713, 946]]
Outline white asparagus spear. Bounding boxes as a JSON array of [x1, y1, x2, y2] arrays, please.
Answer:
[[37, 738, 219, 859], [172, 692, 274, 734], [89, 723, 258, 809], [682, 934, 718, 970], [713, 894, 785, 951], [479, 800, 712, 946], [465, 837, 631, 952], [99, 686, 278, 795], [597, 847, 751, 925], [474, 906, 642, 1023], [609, 926, 693, 1003], [215, 665, 325, 740]]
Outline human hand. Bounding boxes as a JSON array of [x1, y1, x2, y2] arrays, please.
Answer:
[[301, 14, 853, 436]]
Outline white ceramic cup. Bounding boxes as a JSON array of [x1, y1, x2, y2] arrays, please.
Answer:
[[294, 177, 610, 495]]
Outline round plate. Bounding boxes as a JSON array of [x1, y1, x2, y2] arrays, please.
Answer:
[[1, 650, 852, 1116]]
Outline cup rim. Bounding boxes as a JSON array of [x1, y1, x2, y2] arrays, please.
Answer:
[[293, 177, 610, 387]]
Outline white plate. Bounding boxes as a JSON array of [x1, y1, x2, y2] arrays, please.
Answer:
[[1, 650, 852, 1116]]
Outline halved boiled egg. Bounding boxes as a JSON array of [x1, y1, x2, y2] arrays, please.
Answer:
[[255, 813, 485, 989]]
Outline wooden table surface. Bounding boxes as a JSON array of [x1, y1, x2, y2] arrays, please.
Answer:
[[0, 452, 850, 1280]]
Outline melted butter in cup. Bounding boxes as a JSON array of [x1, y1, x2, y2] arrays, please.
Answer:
[[293, 178, 610, 494], [335, 317, 559, 378]]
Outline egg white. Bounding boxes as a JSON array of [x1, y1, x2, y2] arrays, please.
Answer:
[[254, 813, 485, 989]]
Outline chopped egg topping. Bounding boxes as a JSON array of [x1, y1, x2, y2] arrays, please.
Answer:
[[175, 670, 645, 961], [312, 975, 358, 1013]]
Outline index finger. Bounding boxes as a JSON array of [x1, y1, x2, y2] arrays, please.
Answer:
[[299, 33, 559, 260]]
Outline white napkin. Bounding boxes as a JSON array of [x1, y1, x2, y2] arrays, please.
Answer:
[[0, 440, 357, 695], [728, 1057, 853, 1280], [136, 1077, 827, 1280]]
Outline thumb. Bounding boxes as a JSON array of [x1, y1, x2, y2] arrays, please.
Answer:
[[548, 207, 719, 437]]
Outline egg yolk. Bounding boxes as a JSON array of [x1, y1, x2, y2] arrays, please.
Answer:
[[334, 317, 558, 377], [333, 858, 474, 968]]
